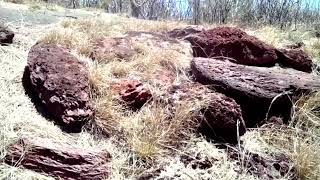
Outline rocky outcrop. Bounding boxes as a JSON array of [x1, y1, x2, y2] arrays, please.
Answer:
[[111, 79, 152, 109], [25, 43, 93, 132], [91, 31, 193, 61], [0, 24, 14, 45], [168, 26, 205, 39], [91, 37, 135, 61], [167, 82, 246, 143], [191, 57, 320, 126], [277, 48, 313, 73], [180, 26, 313, 73], [228, 148, 296, 179], [186, 27, 279, 67], [5, 138, 111, 180]]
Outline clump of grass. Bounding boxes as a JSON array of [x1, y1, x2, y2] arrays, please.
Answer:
[[65, 15, 199, 162], [306, 39, 320, 63], [29, 3, 41, 11], [122, 100, 204, 160], [40, 17, 186, 57], [243, 92, 320, 180]]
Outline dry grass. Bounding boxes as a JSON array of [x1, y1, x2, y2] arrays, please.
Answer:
[[243, 92, 320, 180], [1, 1, 320, 179], [40, 15, 186, 56]]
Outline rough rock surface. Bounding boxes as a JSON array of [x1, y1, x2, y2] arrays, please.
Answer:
[[167, 82, 246, 143], [91, 31, 193, 61], [25, 43, 93, 131], [277, 48, 313, 73], [91, 37, 135, 60], [0, 24, 14, 45], [228, 148, 296, 180], [5, 138, 111, 180], [191, 57, 320, 126], [168, 26, 205, 39], [186, 27, 278, 67], [111, 79, 152, 109]]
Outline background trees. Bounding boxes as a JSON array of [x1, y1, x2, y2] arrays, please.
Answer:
[[49, 0, 320, 28]]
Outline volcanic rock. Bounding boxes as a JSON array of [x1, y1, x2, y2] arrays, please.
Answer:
[[277, 48, 313, 73], [168, 26, 206, 39], [91, 37, 135, 61], [0, 24, 14, 45], [167, 82, 246, 143], [191, 57, 320, 126], [111, 79, 152, 109], [91, 31, 193, 61], [5, 138, 111, 180], [186, 27, 278, 67], [25, 43, 93, 132]]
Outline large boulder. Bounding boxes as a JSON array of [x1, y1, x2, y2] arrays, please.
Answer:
[[5, 138, 111, 180], [0, 24, 14, 45], [277, 48, 313, 73], [166, 82, 246, 143], [111, 79, 152, 109], [186, 27, 278, 67], [191, 57, 320, 126], [25, 43, 94, 132]]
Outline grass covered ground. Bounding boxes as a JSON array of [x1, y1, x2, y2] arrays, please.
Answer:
[[0, 1, 320, 179]]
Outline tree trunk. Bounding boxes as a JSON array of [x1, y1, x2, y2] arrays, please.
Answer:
[[193, 0, 200, 24], [130, 0, 141, 18]]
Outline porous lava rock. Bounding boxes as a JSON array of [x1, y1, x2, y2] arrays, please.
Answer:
[[186, 26, 278, 67], [168, 26, 206, 39], [111, 79, 152, 109], [0, 24, 14, 45], [91, 31, 193, 61], [25, 43, 93, 131], [277, 48, 313, 73], [191, 57, 320, 126], [228, 148, 296, 179], [167, 82, 246, 143], [91, 37, 135, 60], [5, 138, 111, 180]]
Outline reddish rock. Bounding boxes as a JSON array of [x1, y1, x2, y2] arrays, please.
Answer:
[[111, 79, 152, 109], [91, 31, 193, 62], [5, 138, 110, 180], [228, 148, 296, 179], [0, 24, 14, 45], [186, 26, 278, 67], [277, 48, 313, 73], [25, 43, 93, 132], [167, 82, 246, 143], [168, 26, 205, 39], [191, 57, 320, 126], [91, 37, 135, 60]]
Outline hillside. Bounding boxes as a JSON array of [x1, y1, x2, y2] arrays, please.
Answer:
[[1, 1, 320, 180]]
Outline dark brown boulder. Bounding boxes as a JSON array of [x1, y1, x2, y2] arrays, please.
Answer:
[[167, 82, 246, 143], [111, 79, 152, 109], [5, 138, 111, 180], [191, 57, 320, 126], [0, 24, 14, 45], [168, 26, 205, 39], [277, 48, 313, 73], [186, 26, 278, 67], [25, 43, 94, 132]]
